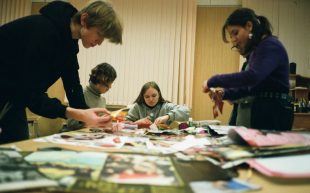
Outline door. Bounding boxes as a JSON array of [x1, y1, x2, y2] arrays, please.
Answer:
[[192, 7, 239, 124]]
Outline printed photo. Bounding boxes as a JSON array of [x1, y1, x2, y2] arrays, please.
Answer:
[[101, 153, 181, 186]]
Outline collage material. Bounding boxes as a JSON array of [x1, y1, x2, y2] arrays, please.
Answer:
[[0, 149, 57, 192], [25, 151, 108, 181], [100, 153, 182, 186]]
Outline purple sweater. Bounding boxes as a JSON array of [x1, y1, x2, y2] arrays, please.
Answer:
[[207, 36, 289, 101]]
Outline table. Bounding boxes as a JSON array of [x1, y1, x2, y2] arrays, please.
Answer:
[[2, 131, 310, 193]]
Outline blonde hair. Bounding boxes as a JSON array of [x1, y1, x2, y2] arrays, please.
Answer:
[[72, 1, 123, 44]]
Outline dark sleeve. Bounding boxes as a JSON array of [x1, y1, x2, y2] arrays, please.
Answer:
[[223, 87, 250, 101], [2, 18, 67, 119], [62, 56, 88, 109], [207, 40, 282, 89], [26, 93, 67, 119]]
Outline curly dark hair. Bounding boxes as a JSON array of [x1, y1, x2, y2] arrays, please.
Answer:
[[89, 63, 117, 86]]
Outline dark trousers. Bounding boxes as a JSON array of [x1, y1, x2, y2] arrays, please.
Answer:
[[251, 98, 294, 131], [0, 101, 29, 144]]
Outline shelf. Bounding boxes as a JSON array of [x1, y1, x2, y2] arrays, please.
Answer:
[[293, 113, 310, 130], [289, 74, 310, 100]]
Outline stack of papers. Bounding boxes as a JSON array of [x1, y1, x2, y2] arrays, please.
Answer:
[[228, 127, 310, 147], [247, 154, 310, 178]]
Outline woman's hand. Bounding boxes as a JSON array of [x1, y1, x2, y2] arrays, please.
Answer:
[[154, 115, 169, 124]]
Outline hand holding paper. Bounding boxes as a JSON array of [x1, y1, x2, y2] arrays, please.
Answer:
[[209, 88, 224, 118]]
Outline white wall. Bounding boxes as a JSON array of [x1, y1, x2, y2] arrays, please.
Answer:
[[78, 0, 196, 106]]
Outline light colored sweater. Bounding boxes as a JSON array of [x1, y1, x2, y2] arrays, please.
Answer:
[[125, 102, 190, 124]]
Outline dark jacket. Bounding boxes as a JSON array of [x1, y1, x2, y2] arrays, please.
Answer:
[[0, 1, 87, 119], [207, 36, 289, 101]]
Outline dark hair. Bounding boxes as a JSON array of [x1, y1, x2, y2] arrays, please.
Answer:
[[222, 8, 273, 54], [89, 63, 117, 86], [134, 81, 166, 104]]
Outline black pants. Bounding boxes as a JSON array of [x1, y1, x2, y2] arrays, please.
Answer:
[[251, 98, 294, 131], [0, 101, 29, 144]]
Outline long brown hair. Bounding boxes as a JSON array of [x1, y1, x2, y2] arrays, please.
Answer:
[[134, 81, 167, 105]]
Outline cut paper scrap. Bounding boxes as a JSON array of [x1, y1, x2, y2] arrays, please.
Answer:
[[111, 107, 129, 122], [209, 88, 224, 118], [212, 100, 224, 118]]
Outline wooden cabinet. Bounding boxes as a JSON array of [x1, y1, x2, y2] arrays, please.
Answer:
[[293, 113, 310, 130], [290, 75, 310, 130]]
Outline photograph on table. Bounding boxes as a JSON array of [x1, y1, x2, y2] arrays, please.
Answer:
[[100, 153, 182, 186], [25, 151, 108, 181]]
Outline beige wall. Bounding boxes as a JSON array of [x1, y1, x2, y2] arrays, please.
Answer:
[[192, 7, 239, 123], [0, 0, 31, 25]]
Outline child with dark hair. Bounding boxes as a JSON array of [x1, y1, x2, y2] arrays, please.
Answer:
[[61, 63, 117, 131]]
